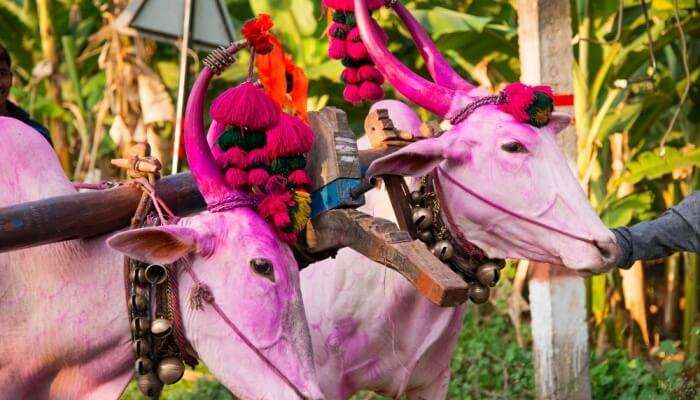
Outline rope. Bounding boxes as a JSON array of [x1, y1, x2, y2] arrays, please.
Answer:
[[166, 264, 199, 368], [182, 260, 307, 399], [435, 166, 597, 246]]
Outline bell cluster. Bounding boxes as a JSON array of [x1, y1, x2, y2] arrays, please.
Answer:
[[410, 185, 504, 305], [128, 262, 185, 397]]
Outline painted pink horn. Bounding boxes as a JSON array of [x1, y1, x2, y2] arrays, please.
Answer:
[[354, 0, 470, 118], [184, 44, 250, 207], [390, 1, 474, 92]]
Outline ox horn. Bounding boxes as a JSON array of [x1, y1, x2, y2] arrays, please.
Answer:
[[184, 43, 249, 207], [354, 0, 470, 118], [390, 1, 475, 92]]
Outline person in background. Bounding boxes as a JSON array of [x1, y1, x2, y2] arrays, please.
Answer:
[[0, 44, 52, 146], [611, 191, 699, 269]]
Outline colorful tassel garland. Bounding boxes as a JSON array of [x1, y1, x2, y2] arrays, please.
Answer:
[[359, 81, 384, 101], [358, 65, 384, 83], [341, 67, 360, 84], [291, 191, 311, 231], [215, 146, 248, 169], [265, 114, 314, 159], [343, 84, 361, 104], [210, 81, 280, 130], [328, 38, 347, 60], [224, 168, 248, 189], [246, 148, 270, 168], [288, 169, 311, 187], [499, 82, 554, 127], [247, 168, 271, 187]]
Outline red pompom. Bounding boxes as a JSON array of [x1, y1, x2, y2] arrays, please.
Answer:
[[288, 169, 311, 186], [246, 148, 270, 167], [210, 81, 280, 130], [358, 65, 384, 83], [328, 38, 347, 60], [343, 84, 362, 104], [277, 231, 298, 243], [359, 81, 384, 101], [247, 168, 271, 187], [341, 67, 360, 84], [224, 168, 248, 189], [215, 146, 248, 169], [242, 14, 275, 54], [265, 113, 315, 159]]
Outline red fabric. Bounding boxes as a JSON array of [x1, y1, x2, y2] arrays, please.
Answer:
[[554, 94, 574, 107]]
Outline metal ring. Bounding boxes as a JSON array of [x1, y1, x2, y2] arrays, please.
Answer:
[[203, 45, 237, 75]]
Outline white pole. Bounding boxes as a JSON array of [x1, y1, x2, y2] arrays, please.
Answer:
[[171, 0, 194, 174], [516, 1, 592, 399]]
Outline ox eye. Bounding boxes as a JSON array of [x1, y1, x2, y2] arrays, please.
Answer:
[[250, 258, 275, 282], [501, 141, 528, 154]]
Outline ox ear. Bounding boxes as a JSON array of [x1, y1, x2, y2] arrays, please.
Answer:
[[107, 226, 199, 264], [546, 112, 572, 134], [366, 135, 471, 177]]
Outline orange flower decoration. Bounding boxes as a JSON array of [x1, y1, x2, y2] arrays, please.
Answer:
[[242, 14, 274, 55]]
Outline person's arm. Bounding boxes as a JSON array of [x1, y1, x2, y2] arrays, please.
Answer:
[[612, 191, 700, 269]]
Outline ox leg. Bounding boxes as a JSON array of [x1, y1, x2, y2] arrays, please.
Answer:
[[405, 367, 450, 400]]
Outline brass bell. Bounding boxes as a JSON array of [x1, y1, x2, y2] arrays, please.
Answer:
[[129, 294, 148, 312], [150, 318, 173, 338], [133, 338, 150, 357], [418, 230, 433, 243], [145, 264, 168, 285], [410, 191, 424, 205], [431, 240, 455, 261], [130, 267, 147, 285], [131, 317, 150, 337], [137, 371, 164, 397], [468, 283, 490, 304], [475, 263, 501, 287], [157, 357, 185, 384], [135, 356, 154, 375], [412, 208, 433, 230]]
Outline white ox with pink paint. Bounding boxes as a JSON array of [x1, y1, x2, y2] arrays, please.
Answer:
[[0, 50, 325, 400], [299, 0, 618, 398]]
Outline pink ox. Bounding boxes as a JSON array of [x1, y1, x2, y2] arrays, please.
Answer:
[[300, 0, 618, 398], [0, 65, 324, 400]]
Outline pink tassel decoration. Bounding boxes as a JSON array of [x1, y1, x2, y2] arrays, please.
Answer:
[[224, 168, 248, 189], [210, 81, 280, 130], [246, 148, 270, 167], [277, 231, 298, 244], [328, 22, 348, 39], [346, 41, 368, 61], [215, 146, 248, 169], [358, 65, 384, 84], [247, 168, 271, 187], [288, 169, 311, 187], [323, 0, 355, 11], [343, 84, 362, 104], [359, 81, 384, 101], [341, 67, 360, 84], [499, 82, 554, 123], [265, 113, 315, 159], [328, 37, 347, 60]]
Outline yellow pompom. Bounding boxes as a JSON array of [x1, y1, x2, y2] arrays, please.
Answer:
[[291, 191, 311, 232]]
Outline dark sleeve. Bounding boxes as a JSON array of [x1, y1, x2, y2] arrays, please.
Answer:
[[612, 191, 700, 268]]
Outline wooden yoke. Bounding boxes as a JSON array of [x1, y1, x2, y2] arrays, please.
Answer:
[[305, 208, 469, 306]]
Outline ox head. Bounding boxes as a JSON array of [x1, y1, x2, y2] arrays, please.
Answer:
[[108, 60, 323, 399], [357, 0, 618, 273]]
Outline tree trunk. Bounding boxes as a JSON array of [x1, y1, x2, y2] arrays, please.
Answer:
[[37, 0, 71, 173], [662, 183, 681, 338], [683, 252, 698, 360]]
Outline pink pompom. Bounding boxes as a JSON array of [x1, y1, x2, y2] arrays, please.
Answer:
[[499, 82, 546, 122], [367, 0, 385, 10], [359, 81, 384, 101], [273, 212, 291, 229], [358, 65, 384, 83], [247, 148, 270, 167], [328, 38, 347, 60], [224, 168, 248, 189], [210, 81, 280, 130], [347, 41, 368, 60], [343, 84, 362, 104], [265, 113, 315, 159], [215, 146, 247, 169], [341, 67, 360, 84], [288, 169, 311, 186], [247, 168, 271, 187], [323, 0, 355, 11]]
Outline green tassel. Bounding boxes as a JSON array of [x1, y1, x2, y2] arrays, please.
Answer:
[[527, 92, 554, 127], [332, 11, 346, 24], [345, 13, 356, 28], [218, 127, 266, 151], [270, 156, 306, 176]]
